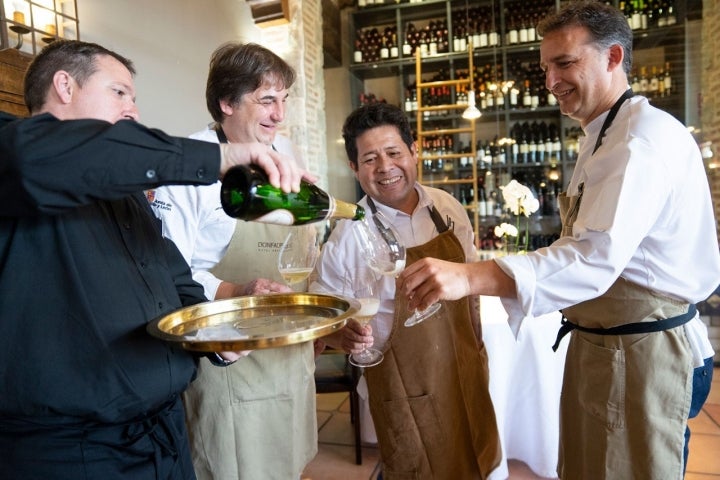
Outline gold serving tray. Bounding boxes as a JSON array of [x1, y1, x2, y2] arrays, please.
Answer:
[[147, 293, 359, 352]]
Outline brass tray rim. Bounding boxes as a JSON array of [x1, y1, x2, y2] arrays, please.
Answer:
[[147, 292, 359, 352]]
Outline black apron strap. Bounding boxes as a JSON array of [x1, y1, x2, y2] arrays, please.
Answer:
[[214, 124, 229, 144], [551, 304, 697, 352], [592, 88, 634, 155]]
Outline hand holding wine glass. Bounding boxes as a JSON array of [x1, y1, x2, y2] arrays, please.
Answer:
[[277, 227, 319, 289], [353, 212, 441, 327], [344, 267, 383, 368]]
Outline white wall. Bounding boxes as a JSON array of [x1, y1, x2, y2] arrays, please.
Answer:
[[78, 0, 258, 137], [76, 0, 358, 201]]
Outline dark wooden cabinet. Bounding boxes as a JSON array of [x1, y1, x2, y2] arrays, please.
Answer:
[[0, 48, 31, 116]]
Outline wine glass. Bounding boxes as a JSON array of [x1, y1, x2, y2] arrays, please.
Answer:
[[352, 213, 441, 327], [345, 267, 383, 368], [351, 214, 405, 277], [277, 227, 319, 289]]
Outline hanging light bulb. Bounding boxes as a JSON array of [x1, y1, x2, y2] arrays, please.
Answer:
[[463, 90, 481, 120]]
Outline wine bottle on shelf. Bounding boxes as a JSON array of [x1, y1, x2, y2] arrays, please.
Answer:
[[663, 62, 672, 97], [649, 66, 660, 95], [519, 15, 529, 43], [221, 165, 365, 225], [388, 32, 397, 58], [478, 184, 488, 218]]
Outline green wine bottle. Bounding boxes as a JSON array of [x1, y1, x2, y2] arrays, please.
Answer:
[[221, 165, 365, 225]]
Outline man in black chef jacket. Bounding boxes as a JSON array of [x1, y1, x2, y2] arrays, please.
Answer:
[[0, 39, 307, 480]]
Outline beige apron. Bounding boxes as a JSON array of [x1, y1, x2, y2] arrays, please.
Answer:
[[183, 221, 317, 480], [365, 225, 501, 480], [555, 189, 693, 480]]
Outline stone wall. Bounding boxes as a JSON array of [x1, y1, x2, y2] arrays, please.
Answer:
[[261, 0, 328, 189]]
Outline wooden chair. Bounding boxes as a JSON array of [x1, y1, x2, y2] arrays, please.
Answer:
[[314, 348, 363, 465]]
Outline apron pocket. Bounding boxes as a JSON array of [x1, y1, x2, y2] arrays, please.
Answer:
[[575, 334, 626, 429]]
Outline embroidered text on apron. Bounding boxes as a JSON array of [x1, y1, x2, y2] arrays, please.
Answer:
[[553, 102, 694, 478], [363, 201, 501, 479]]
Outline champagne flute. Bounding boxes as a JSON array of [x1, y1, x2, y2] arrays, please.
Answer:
[[345, 267, 383, 368], [277, 227, 319, 289], [353, 213, 441, 327]]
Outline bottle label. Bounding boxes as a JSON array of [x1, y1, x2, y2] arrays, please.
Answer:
[[252, 209, 296, 225]]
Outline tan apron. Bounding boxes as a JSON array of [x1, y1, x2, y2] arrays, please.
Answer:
[[555, 187, 693, 480], [364, 212, 501, 479], [183, 221, 317, 480]]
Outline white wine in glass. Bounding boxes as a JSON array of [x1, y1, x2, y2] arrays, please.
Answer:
[[279, 267, 314, 286], [346, 268, 383, 368], [277, 227, 319, 288]]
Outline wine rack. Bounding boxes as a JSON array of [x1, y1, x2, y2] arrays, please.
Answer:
[[415, 46, 479, 235], [348, 0, 691, 249]]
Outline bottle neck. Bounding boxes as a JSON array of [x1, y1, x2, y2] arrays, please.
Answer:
[[332, 197, 364, 221]]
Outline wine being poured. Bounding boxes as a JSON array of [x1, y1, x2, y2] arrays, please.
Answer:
[[277, 227, 319, 289]]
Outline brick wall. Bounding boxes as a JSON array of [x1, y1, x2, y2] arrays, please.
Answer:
[[261, 0, 328, 189]]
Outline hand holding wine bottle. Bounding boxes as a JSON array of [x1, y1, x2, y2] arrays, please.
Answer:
[[221, 165, 365, 226], [218, 142, 316, 193]]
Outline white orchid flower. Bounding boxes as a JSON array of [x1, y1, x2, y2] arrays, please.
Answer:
[[500, 179, 539, 216], [494, 222, 518, 238], [521, 196, 540, 216]]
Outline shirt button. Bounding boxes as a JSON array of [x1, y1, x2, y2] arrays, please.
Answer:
[[158, 302, 164, 310], [145, 169, 156, 179], [123, 223, 131, 229], [196, 168, 206, 179]]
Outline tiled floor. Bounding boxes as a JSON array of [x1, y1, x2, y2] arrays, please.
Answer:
[[303, 366, 720, 479]]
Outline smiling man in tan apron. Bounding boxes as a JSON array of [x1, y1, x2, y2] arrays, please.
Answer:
[[398, 3, 719, 479], [310, 103, 501, 479], [150, 43, 318, 479]]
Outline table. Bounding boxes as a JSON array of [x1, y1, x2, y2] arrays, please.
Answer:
[[481, 295, 567, 480], [355, 296, 568, 480]]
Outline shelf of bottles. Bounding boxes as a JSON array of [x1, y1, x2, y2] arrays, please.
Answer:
[[1, 0, 78, 55], [349, 0, 687, 251]]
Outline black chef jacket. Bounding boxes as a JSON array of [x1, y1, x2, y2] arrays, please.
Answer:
[[0, 112, 221, 425]]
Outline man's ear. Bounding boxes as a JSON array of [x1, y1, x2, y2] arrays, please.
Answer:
[[607, 44, 624, 72], [348, 160, 358, 173], [52, 70, 74, 104], [219, 99, 234, 116]]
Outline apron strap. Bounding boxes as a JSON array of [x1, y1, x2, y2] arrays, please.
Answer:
[[214, 124, 228, 144], [551, 304, 697, 352], [366, 196, 450, 232], [592, 88, 634, 155]]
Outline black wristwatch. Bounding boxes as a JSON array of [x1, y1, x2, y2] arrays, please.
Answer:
[[207, 352, 237, 367]]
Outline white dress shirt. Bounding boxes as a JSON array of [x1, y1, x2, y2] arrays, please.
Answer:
[[496, 95, 719, 366]]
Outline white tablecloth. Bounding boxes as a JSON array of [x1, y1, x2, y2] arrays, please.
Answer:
[[481, 295, 567, 480], [356, 296, 568, 480]]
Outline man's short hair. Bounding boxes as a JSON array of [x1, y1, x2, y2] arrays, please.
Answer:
[[342, 103, 415, 166]]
